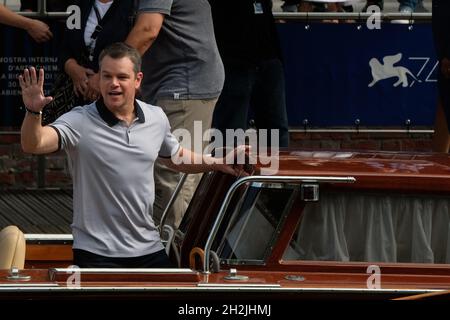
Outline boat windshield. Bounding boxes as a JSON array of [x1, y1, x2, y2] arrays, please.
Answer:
[[213, 183, 297, 265]]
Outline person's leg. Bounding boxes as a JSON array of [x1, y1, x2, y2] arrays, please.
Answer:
[[281, 0, 298, 12], [176, 98, 216, 229], [154, 98, 216, 229], [251, 59, 289, 148], [398, 0, 418, 11], [433, 75, 450, 153], [132, 249, 175, 268], [72, 249, 126, 268], [212, 62, 254, 137], [414, 0, 427, 12], [432, 100, 450, 153], [73, 249, 174, 268], [363, 0, 384, 11], [323, 2, 339, 23], [298, 1, 314, 12]]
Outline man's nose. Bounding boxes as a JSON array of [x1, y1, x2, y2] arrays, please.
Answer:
[[110, 77, 120, 86]]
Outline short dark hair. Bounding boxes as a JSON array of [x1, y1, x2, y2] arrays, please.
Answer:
[[99, 42, 141, 75]]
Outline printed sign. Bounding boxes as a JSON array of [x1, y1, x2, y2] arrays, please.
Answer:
[[278, 23, 438, 127], [0, 21, 438, 128], [0, 21, 64, 127]]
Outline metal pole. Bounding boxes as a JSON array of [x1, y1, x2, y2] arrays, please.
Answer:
[[273, 12, 431, 22], [158, 173, 188, 233], [289, 128, 434, 134], [37, 0, 46, 15]]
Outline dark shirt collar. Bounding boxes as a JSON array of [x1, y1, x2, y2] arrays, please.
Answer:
[[96, 99, 145, 127]]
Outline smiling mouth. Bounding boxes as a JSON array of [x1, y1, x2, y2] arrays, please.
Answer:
[[108, 92, 122, 96]]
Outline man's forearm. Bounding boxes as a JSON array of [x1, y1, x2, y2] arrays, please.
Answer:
[[126, 28, 156, 55], [125, 13, 163, 55], [164, 147, 247, 177], [166, 148, 219, 174], [21, 112, 45, 153], [0, 5, 32, 30]]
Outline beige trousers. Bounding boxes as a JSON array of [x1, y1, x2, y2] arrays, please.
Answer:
[[153, 98, 217, 229]]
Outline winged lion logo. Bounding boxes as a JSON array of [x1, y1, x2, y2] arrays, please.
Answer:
[[368, 53, 421, 88]]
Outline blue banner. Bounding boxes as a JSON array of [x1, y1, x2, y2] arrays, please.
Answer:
[[278, 22, 438, 127], [0, 21, 439, 128], [0, 21, 64, 127]]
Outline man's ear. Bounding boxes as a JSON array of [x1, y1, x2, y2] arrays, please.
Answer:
[[135, 71, 143, 89]]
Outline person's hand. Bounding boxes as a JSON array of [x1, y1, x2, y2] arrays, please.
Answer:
[[440, 58, 450, 79], [216, 145, 254, 177], [84, 70, 101, 102], [18, 67, 53, 112], [66, 62, 90, 98], [25, 19, 53, 43]]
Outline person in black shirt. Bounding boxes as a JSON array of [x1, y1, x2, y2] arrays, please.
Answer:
[[41, 0, 136, 125], [209, 0, 289, 148], [431, 0, 450, 152]]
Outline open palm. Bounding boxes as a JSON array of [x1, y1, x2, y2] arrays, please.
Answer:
[[19, 67, 53, 112]]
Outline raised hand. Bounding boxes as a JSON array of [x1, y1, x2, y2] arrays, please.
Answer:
[[18, 67, 53, 112]]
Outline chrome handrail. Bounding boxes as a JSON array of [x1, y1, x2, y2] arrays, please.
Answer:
[[11, 12, 433, 21], [273, 12, 431, 22], [13, 12, 433, 21], [289, 128, 434, 134], [8, 0, 432, 22], [7, 0, 71, 18], [202, 175, 356, 274], [158, 172, 188, 233]]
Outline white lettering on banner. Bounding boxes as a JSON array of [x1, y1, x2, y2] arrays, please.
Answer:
[[408, 57, 439, 85], [0, 57, 59, 97]]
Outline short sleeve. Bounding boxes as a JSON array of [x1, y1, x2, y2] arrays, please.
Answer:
[[158, 111, 180, 158], [49, 107, 85, 150], [138, 0, 173, 15]]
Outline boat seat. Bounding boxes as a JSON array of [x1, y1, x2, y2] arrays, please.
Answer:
[[0, 226, 26, 269]]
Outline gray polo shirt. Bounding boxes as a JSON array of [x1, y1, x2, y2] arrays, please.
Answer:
[[51, 99, 180, 257], [138, 0, 225, 103]]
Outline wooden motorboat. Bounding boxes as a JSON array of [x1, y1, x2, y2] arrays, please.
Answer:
[[2, 150, 450, 301]]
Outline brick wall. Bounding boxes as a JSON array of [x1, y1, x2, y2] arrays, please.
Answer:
[[0, 131, 434, 188], [0, 133, 71, 188]]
